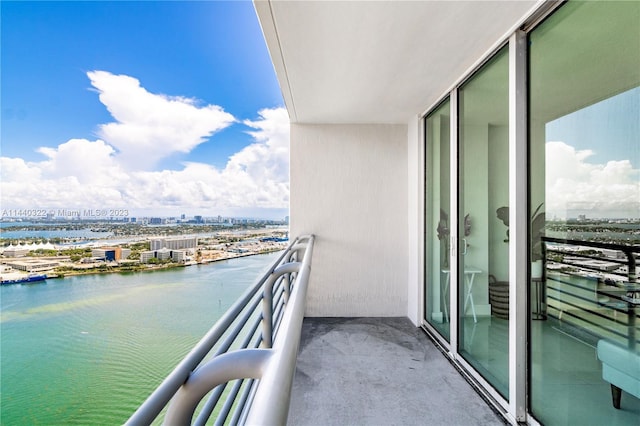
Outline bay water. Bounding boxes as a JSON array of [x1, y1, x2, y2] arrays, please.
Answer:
[[0, 252, 281, 425]]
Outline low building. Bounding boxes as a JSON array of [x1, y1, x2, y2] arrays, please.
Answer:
[[140, 249, 186, 263], [2, 247, 30, 257], [91, 247, 132, 261], [5, 259, 59, 272], [140, 251, 156, 263], [149, 237, 197, 252], [169, 250, 186, 263], [156, 248, 171, 261]]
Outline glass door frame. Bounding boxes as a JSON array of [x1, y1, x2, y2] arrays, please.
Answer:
[[421, 29, 533, 425]]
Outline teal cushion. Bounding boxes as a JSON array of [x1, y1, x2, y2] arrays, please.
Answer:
[[597, 340, 640, 380], [602, 364, 640, 398]]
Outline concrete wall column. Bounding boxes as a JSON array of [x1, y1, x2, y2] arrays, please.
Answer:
[[290, 123, 409, 317]]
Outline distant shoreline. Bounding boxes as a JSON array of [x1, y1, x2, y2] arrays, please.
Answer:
[[4, 248, 283, 283], [1, 224, 289, 284]]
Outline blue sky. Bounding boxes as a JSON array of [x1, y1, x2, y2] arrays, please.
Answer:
[[1, 1, 289, 219], [545, 87, 640, 219], [546, 87, 639, 169]]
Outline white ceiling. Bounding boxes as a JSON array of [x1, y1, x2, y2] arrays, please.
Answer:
[[255, 0, 540, 124]]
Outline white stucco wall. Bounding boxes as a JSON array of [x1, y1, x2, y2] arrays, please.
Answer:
[[290, 123, 409, 317], [407, 115, 422, 326]]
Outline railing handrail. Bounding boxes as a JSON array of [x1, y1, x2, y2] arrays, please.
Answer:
[[126, 234, 315, 425], [542, 236, 640, 253], [244, 234, 314, 425]]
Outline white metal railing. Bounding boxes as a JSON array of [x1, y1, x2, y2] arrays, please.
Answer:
[[126, 235, 315, 425]]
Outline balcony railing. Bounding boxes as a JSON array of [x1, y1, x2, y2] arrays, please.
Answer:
[[126, 234, 315, 425], [542, 236, 639, 347]]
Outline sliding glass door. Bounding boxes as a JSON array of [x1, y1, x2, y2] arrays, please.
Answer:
[[529, 1, 640, 424], [423, 2, 638, 422], [457, 46, 510, 397], [424, 99, 451, 341]]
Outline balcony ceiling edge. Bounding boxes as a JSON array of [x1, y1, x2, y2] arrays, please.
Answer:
[[254, 0, 539, 124]]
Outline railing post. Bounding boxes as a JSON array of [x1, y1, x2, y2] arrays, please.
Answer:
[[626, 248, 636, 283], [262, 284, 273, 349], [262, 262, 302, 348]]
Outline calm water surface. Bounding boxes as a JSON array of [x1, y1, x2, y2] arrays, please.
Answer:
[[0, 252, 280, 425]]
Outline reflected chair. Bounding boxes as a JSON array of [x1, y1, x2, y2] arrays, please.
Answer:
[[596, 339, 640, 409]]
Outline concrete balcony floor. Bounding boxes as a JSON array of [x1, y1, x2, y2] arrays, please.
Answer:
[[288, 317, 506, 425]]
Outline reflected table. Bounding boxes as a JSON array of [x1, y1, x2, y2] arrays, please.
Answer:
[[442, 267, 481, 323], [597, 282, 639, 349], [531, 277, 547, 320]]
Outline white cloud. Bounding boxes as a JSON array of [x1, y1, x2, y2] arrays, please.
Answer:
[[1, 71, 290, 216], [546, 141, 640, 218], [88, 70, 236, 170], [37, 138, 123, 183], [127, 107, 290, 211], [1, 139, 128, 209]]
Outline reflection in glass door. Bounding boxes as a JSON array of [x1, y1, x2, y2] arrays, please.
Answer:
[[425, 99, 451, 341], [458, 46, 510, 397], [529, 2, 640, 424]]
